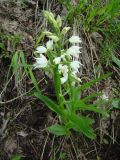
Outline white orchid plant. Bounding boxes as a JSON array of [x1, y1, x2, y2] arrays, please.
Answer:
[[32, 11, 108, 139]]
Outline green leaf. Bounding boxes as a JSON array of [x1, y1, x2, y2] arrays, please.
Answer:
[[0, 43, 5, 49], [73, 100, 107, 116], [35, 32, 45, 48], [34, 92, 62, 115], [69, 114, 96, 139], [11, 155, 21, 160], [82, 92, 102, 102], [28, 68, 40, 93], [48, 124, 68, 136], [20, 51, 29, 77], [72, 86, 81, 101], [112, 54, 120, 68], [78, 73, 111, 91], [112, 99, 120, 109], [11, 51, 20, 83], [11, 51, 19, 71]]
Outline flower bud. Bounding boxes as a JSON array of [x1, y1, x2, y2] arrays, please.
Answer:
[[43, 31, 53, 36], [46, 40, 53, 50], [61, 27, 71, 35], [56, 15, 62, 28], [48, 35, 59, 42], [43, 11, 59, 31], [43, 11, 54, 21]]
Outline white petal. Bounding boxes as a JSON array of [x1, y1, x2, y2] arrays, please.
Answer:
[[62, 65, 68, 76], [58, 64, 69, 83], [58, 64, 68, 76], [70, 61, 82, 73], [66, 46, 81, 57], [61, 74, 68, 84], [69, 36, 82, 43], [36, 46, 47, 54], [53, 57, 61, 64], [33, 54, 48, 68], [46, 40, 53, 50]]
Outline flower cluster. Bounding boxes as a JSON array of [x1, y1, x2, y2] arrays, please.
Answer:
[[33, 35, 82, 84], [33, 40, 53, 69]]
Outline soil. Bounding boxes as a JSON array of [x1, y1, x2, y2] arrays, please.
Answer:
[[0, 1, 120, 160]]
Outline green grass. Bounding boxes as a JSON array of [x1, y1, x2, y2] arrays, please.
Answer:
[[59, 0, 120, 31], [0, 32, 21, 58], [58, 0, 120, 66]]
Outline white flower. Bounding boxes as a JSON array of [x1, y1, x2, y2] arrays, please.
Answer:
[[53, 57, 61, 64], [36, 46, 47, 54], [61, 74, 68, 84], [58, 64, 68, 76], [46, 40, 53, 50], [58, 64, 68, 84], [69, 36, 82, 43], [53, 54, 66, 64], [66, 46, 81, 58], [70, 61, 82, 73], [33, 54, 48, 68], [35, 41, 53, 54]]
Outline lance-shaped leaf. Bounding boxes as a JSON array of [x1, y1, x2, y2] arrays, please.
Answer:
[[48, 124, 69, 136], [68, 114, 96, 139], [34, 92, 62, 115], [77, 73, 111, 91], [73, 100, 107, 116]]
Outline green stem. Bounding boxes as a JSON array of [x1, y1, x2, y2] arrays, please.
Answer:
[[67, 69, 74, 112]]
